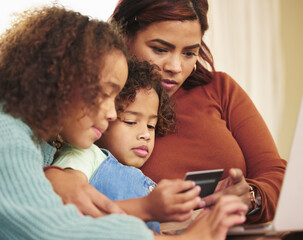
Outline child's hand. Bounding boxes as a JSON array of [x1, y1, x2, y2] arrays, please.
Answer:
[[154, 195, 248, 240], [181, 195, 248, 240], [143, 179, 201, 222], [44, 167, 126, 217]]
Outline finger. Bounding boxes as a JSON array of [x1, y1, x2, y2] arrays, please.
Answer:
[[215, 178, 233, 191], [214, 180, 224, 192], [200, 190, 224, 208], [212, 196, 248, 224], [220, 214, 246, 228], [229, 168, 244, 184], [92, 193, 126, 215], [214, 198, 247, 228], [177, 185, 201, 202], [62, 186, 107, 217], [170, 195, 201, 213], [77, 209, 83, 216], [221, 201, 248, 216], [168, 179, 196, 193], [165, 211, 193, 222], [164, 185, 200, 212], [195, 208, 210, 220], [78, 199, 107, 218], [201, 180, 245, 208]]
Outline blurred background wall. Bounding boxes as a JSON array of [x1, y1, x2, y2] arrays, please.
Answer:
[[278, 0, 303, 160], [207, 0, 303, 160], [1, 0, 302, 160]]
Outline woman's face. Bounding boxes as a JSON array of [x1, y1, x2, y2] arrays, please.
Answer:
[[60, 50, 128, 149], [128, 20, 202, 97]]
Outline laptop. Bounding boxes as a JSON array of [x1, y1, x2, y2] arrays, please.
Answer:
[[228, 97, 303, 236]]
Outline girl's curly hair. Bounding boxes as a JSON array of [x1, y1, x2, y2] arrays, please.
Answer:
[[116, 57, 175, 136], [0, 6, 127, 140]]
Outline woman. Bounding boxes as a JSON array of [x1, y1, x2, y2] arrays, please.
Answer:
[[109, 0, 286, 223], [0, 5, 247, 240]]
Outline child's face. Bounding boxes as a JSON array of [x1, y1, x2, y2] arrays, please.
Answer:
[[60, 51, 128, 149], [99, 88, 159, 168]]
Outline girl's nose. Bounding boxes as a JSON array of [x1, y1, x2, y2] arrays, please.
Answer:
[[138, 131, 151, 141], [104, 100, 117, 122]]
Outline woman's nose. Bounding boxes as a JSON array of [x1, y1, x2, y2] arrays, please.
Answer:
[[163, 54, 182, 74]]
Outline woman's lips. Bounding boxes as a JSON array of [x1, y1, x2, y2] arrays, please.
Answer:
[[132, 146, 149, 157], [161, 79, 177, 91], [92, 127, 102, 139]]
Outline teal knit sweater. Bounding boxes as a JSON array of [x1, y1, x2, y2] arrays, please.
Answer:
[[0, 104, 153, 240]]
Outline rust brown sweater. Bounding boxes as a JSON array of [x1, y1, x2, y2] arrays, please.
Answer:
[[141, 72, 286, 223]]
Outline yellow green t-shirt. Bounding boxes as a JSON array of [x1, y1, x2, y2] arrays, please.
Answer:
[[53, 144, 107, 181]]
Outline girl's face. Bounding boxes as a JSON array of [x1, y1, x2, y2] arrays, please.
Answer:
[[128, 20, 202, 97], [60, 51, 128, 149], [98, 88, 159, 168]]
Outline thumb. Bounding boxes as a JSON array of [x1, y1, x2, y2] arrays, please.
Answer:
[[229, 168, 243, 184]]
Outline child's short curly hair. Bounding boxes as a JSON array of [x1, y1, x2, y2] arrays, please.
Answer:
[[0, 6, 127, 140], [116, 58, 175, 136]]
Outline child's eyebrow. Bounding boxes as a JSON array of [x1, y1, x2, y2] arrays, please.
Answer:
[[123, 110, 158, 119]]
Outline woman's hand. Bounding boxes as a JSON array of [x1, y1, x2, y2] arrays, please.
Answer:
[[143, 179, 202, 222], [44, 167, 125, 217], [200, 168, 251, 210]]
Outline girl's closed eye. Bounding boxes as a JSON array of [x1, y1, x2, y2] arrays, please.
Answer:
[[123, 120, 136, 126]]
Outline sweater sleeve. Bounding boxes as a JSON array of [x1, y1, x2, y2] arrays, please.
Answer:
[[218, 72, 287, 223], [0, 113, 153, 240]]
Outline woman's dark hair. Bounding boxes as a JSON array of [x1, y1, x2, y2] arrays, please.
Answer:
[[0, 6, 127, 140], [116, 57, 175, 136], [111, 0, 215, 89]]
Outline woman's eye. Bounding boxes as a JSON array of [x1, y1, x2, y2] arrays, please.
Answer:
[[152, 47, 167, 54], [184, 51, 198, 57]]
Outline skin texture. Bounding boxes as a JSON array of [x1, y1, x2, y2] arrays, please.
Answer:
[[127, 19, 252, 211], [98, 88, 159, 168]]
